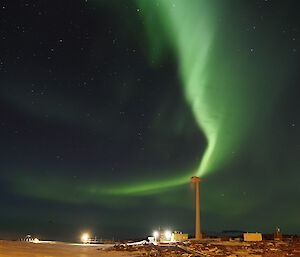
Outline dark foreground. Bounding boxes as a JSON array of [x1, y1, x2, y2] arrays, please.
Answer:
[[0, 238, 299, 257], [109, 238, 300, 257], [0, 240, 132, 257]]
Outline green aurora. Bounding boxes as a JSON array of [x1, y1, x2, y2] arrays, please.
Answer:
[[136, 0, 240, 178], [2, 0, 297, 202], [1, 1, 299, 238]]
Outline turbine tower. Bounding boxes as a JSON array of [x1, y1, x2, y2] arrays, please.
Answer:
[[190, 176, 202, 240]]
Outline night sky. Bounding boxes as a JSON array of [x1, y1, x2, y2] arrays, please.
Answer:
[[0, 0, 299, 241]]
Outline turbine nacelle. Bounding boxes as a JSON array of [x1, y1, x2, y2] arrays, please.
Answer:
[[190, 176, 202, 183]]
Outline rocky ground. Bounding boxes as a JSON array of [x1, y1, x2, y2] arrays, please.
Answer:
[[0, 238, 299, 257], [106, 238, 300, 257]]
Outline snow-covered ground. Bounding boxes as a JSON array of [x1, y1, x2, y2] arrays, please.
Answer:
[[0, 240, 134, 257]]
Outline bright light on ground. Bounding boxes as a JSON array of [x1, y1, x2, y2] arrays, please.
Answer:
[[165, 231, 171, 240], [81, 233, 89, 243], [153, 231, 159, 238]]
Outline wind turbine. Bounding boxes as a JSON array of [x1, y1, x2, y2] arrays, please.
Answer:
[[190, 176, 202, 240]]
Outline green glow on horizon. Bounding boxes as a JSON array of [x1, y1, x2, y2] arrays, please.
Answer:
[[6, 169, 194, 204]]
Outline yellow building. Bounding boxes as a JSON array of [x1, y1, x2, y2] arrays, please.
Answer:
[[243, 232, 262, 242], [172, 231, 189, 242]]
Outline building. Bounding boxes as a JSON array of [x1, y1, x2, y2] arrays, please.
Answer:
[[172, 231, 188, 242], [243, 232, 262, 242], [150, 230, 188, 243]]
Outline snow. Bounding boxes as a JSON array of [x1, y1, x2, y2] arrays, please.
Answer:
[[0, 240, 134, 257]]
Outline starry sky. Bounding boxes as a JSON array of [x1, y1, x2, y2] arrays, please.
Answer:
[[0, 0, 299, 241]]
